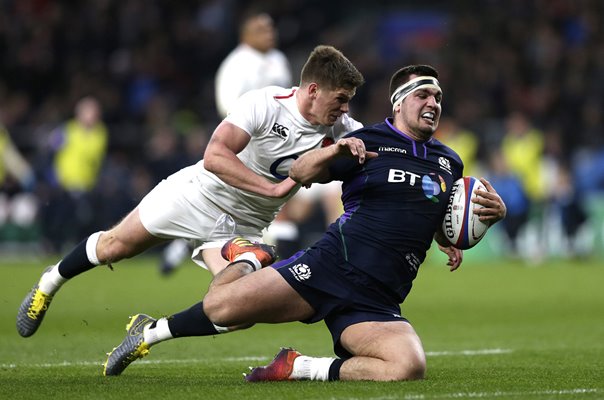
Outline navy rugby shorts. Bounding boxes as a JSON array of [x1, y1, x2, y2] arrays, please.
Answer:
[[272, 245, 408, 359]]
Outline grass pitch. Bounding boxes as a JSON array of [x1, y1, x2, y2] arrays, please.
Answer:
[[1, 251, 603, 399]]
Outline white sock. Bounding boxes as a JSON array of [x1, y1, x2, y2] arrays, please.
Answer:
[[234, 252, 262, 271], [213, 324, 230, 333], [290, 356, 336, 381], [38, 264, 67, 295], [86, 231, 103, 265], [143, 317, 173, 346]]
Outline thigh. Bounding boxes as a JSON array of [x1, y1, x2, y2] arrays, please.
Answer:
[[138, 166, 220, 240], [340, 320, 425, 364], [205, 267, 315, 326], [98, 208, 166, 261]]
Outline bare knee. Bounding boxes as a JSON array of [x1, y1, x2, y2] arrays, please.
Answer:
[[340, 321, 427, 381], [96, 231, 131, 263], [203, 291, 235, 327], [389, 355, 426, 381], [367, 354, 426, 381]]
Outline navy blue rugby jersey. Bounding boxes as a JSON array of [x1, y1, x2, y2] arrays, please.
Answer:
[[320, 118, 464, 301]]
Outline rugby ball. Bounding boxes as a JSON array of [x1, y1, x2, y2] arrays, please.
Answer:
[[442, 176, 489, 249]]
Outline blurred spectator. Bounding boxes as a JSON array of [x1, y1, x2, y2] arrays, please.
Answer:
[[0, 124, 38, 242], [541, 127, 592, 258], [486, 149, 530, 257], [145, 126, 188, 185], [501, 112, 547, 204], [0, 125, 36, 192], [38, 96, 108, 253], [548, 160, 591, 258], [500, 111, 547, 260], [214, 12, 292, 118]]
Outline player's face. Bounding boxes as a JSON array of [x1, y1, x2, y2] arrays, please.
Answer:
[[398, 86, 442, 140], [311, 86, 356, 126]]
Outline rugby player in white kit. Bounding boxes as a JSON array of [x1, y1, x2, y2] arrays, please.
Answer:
[[16, 45, 365, 348]]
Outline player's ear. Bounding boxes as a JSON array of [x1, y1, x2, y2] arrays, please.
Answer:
[[307, 82, 319, 99]]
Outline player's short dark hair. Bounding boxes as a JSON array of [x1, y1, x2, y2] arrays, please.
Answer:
[[389, 65, 439, 98], [300, 45, 364, 90]]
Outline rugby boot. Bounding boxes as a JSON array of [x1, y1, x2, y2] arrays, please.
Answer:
[[244, 347, 301, 382], [221, 237, 277, 268], [16, 267, 55, 337], [103, 314, 156, 376]]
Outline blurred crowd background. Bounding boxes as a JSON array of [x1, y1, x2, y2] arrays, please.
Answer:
[[2, 0, 604, 264]]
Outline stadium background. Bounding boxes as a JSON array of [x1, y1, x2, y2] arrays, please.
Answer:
[[1, 0, 604, 262]]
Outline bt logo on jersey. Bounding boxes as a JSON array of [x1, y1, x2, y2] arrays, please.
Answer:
[[387, 169, 421, 185], [388, 169, 446, 203]]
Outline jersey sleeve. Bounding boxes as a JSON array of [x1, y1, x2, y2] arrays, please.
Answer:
[[223, 89, 270, 137], [448, 147, 465, 180]]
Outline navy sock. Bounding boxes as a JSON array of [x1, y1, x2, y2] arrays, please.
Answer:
[[167, 301, 220, 338], [57, 237, 96, 279], [328, 358, 344, 381]]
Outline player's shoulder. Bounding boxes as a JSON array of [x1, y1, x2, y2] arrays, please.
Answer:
[[238, 86, 292, 104], [227, 86, 294, 125], [430, 136, 463, 160], [344, 120, 387, 141], [331, 113, 363, 138], [267, 86, 297, 99], [428, 136, 464, 174]]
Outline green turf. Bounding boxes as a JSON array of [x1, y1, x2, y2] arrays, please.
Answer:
[[1, 252, 603, 399]]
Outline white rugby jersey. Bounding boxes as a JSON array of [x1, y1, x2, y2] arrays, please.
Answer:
[[196, 85, 362, 228]]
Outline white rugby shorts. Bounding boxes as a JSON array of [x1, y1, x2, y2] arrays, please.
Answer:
[[138, 165, 263, 268]]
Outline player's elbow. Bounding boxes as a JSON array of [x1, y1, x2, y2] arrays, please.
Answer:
[[289, 166, 328, 186], [203, 151, 222, 175]]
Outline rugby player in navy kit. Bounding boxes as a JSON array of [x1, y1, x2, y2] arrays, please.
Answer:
[[103, 64, 506, 381], [202, 64, 506, 382]]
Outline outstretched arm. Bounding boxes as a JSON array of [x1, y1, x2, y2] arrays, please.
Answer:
[[204, 121, 298, 198], [289, 137, 378, 185]]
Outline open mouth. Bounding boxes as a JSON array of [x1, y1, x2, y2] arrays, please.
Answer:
[[421, 111, 435, 123]]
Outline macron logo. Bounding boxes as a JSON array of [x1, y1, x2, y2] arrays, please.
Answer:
[[271, 123, 289, 140]]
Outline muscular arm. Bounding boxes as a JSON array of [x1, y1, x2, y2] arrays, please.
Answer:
[[203, 121, 297, 198], [290, 137, 377, 185]]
